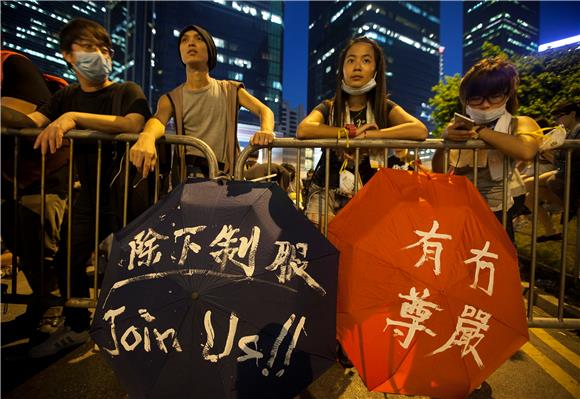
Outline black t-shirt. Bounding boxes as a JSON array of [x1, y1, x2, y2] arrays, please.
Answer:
[[38, 82, 151, 187], [1, 53, 51, 106], [311, 99, 397, 187]]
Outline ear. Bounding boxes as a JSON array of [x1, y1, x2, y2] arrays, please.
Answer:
[[61, 50, 74, 65]]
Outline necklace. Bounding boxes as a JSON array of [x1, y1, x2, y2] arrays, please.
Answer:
[[351, 107, 366, 122]]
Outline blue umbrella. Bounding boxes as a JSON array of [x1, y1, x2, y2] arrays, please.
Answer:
[[90, 178, 338, 399]]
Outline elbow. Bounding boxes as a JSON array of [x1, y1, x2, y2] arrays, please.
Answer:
[[516, 142, 539, 162], [408, 122, 429, 141], [261, 107, 275, 128], [296, 122, 307, 139], [518, 148, 538, 162], [416, 124, 428, 140]]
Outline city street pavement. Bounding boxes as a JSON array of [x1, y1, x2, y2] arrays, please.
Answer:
[[2, 272, 579, 399]]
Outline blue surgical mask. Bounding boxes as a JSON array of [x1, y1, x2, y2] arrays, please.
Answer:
[[73, 51, 112, 83], [341, 74, 377, 96], [466, 104, 507, 125]]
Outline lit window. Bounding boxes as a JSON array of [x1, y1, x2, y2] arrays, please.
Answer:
[[271, 14, 282, 24]]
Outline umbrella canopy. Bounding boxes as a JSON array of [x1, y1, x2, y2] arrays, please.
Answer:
[[329, 168, 528, 399], [91, 179, 338, 399]]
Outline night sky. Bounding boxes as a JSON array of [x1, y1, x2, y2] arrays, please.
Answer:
[[283, 1, 580, 110]]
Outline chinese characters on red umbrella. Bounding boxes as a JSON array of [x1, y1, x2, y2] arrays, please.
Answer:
[[386, 220, 497, 369]]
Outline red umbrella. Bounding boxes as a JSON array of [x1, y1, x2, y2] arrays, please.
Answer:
[[329, 168, 528, 399]]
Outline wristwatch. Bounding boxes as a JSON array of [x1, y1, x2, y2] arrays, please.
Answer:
[[472, 125, 485, 139]]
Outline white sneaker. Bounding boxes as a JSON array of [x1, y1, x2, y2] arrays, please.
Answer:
[[29, 325, 89, 358]]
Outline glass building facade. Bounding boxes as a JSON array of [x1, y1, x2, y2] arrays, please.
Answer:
[[159, 1, 283, 125], [1, 1, 106, 82], [1, 1, 284, 127], [105, 1, 156, 101], [307, 1, 441, 131], [463, 0, 539, 73]]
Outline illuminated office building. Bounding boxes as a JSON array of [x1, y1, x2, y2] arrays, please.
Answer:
[[463, 1, 539, 72], [1, 1, 106, 81], [307, 1, 440, 131], [144, 1, 284, 125], [2, 1, 284, 126], [105, 1, 156, 100]]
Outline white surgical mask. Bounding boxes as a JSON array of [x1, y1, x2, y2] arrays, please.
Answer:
[[341, 74, 377, 95], [466, 104, 507, 125], [73, 51, 112, 83]]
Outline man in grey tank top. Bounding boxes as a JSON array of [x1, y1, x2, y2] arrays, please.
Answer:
[[130, 24, 275, 177]]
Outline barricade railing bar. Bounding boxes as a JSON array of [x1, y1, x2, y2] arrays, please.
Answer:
[[235, 137, 580, 330], [1, 128, 578, 330], [1, 127, 219, 311]]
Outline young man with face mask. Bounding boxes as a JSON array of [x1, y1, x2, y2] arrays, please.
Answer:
[[129, 25, 275, 179], [431, 58, 541, 240], [20, 18, 151, 357]]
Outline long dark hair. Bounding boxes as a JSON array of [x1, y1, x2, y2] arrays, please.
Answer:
[[331, 37, 389, 128], [460, 57, 519, 114]]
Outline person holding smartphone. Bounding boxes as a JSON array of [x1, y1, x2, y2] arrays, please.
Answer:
[[431, 57, 541, 240]]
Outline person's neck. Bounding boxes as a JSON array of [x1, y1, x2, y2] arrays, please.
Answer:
[[77, 74, 112, 92], [185, 68, 211, 90], [347, 94, 367, 111]]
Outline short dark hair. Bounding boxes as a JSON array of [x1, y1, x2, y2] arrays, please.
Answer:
[[552, 100, 579, 117], [59, 18, 112, 53], [281, 163, 296, 181], [460, 57, 519, 113]]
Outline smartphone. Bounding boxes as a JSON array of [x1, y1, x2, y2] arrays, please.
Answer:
[[454, 113, 475, 130]]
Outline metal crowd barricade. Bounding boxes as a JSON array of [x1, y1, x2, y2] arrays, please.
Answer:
[[234, 137, 580, 330], [1, 127, 218, 310]]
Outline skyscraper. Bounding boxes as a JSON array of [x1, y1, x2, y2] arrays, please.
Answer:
[[307, 1, 441, 131], [2, 1, 284, 128], [1, 1, 106, 81], [143, 1, 284, 126], [278, 101, 305, 137], [105, 1, 156, 101], [463, 1, 539, 72]]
